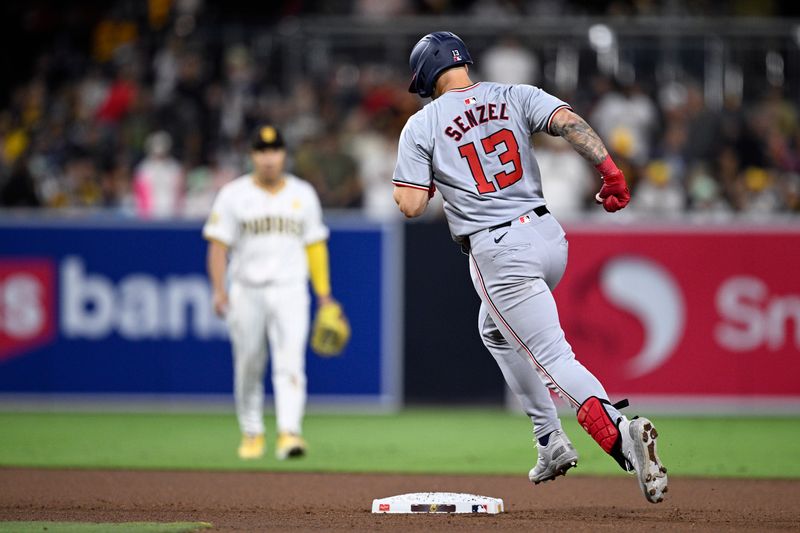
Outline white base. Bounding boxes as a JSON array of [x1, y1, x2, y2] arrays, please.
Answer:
[[372, 492, 504, 514]]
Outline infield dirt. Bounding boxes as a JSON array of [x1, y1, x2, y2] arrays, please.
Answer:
[[1, 468, 798, 532]]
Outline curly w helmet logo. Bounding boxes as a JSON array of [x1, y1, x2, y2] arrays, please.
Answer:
[[0, 259, 57, 362]]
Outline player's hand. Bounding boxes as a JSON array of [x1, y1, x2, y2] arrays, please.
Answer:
[[594, 161, 630, 213], [213, 290, 229, 317], [311, 298, 350, 357]]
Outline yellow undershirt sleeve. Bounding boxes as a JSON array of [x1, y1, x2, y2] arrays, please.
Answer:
[[306, 240, 331, 298]]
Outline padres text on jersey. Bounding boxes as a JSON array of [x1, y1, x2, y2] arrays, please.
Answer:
[[203, 174, 328, 285]]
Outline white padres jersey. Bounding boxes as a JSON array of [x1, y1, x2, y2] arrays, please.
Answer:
[[203, 174, 329, 285], [393, 82, 570, 237]]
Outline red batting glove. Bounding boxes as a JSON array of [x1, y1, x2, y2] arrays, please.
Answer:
[[428, 182, 436, 199], [594, 156, 630, 213]]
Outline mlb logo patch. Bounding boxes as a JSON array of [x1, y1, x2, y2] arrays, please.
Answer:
[[464, 96, 477, 105], [519, 215, 531, 224], [452, 49, 462, 62]]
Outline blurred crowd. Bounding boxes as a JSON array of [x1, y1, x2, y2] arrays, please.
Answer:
[[539, 78, 800, 220], [1, 0, 799, 220]]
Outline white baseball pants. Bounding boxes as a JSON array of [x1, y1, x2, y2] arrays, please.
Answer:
[[227, 280, 309, 436]]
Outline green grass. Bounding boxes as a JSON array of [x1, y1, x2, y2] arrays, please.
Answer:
[[0, 522, 211, 532], [0, 410, 798, 479]]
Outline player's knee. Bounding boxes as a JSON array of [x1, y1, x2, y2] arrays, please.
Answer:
[[481, 328, 505, 348], [534, 329, 573, 365], [273, 366, 306, 383], [478, 310, 505, 347]]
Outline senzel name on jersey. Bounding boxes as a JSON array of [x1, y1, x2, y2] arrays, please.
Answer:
[[444, 102, 510, 142]]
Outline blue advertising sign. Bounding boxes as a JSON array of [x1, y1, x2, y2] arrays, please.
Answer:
[[0, 216, 401, 408]]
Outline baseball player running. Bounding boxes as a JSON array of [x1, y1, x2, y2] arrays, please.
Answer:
[[393, 32, 668, 503], [204, 125, 346, 460]]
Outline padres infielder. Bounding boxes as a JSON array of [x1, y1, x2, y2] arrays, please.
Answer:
[[394, 32, 668, 503], [204, 125, 335, 460]]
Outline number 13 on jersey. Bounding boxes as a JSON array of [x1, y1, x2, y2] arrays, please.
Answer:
[[458, 128, 523, 194]]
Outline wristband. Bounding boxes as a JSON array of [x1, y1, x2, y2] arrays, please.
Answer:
[[594, 156, 619, 178]]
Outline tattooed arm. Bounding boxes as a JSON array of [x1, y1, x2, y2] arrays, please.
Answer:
[[548, 107, 631, 212], [548, 108, 609, 165]]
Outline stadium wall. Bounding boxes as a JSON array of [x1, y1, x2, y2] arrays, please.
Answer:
[[404, 219, 800, 414], [1, 215, 798, 413], [0, 215, 402, 411]]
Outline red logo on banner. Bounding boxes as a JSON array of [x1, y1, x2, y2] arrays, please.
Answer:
[[556, 230, 800, 397], [379, 503, 390, 511], [0, 259, 57, 362]]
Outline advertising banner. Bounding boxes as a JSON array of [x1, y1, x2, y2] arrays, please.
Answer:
[[0, 217, 400, 408], [555, 224, 800, 406]]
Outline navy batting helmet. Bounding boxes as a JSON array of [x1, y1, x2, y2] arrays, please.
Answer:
[[408, 31, 473, 98]]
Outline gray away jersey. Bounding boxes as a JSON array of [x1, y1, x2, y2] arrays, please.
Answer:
[[393, 81, 570, 238]]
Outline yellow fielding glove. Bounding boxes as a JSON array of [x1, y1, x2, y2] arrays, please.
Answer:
[[311, 301, 350, 357]]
